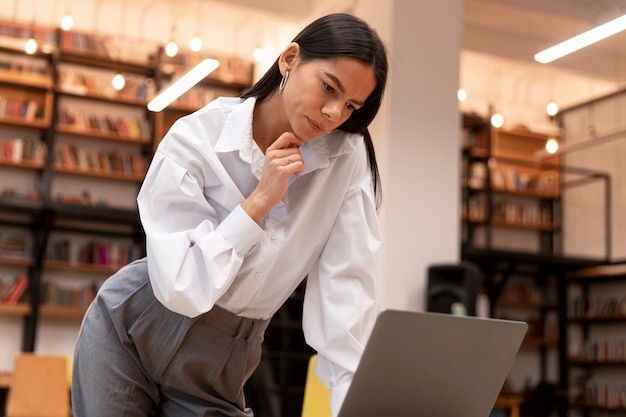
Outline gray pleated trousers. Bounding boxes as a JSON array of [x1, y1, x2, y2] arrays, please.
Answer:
[[72, 258, 270, 417]]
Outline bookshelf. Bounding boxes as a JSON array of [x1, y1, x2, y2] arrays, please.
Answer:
[[565, 263, 626, 415], [461, 116, 562, 255], [0, 20, 254, 368], [460, 114, 615, 417]]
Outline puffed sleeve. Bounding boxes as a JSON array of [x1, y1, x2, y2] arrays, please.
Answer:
[[137, 115, 265, 318], [301, 174, 381, 417]]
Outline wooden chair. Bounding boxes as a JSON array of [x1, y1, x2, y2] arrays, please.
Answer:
[[6, 353, 70, 417], [301, 355, 331, 417]]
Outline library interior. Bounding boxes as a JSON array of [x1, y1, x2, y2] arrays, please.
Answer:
[[1, 0, 626, 416]]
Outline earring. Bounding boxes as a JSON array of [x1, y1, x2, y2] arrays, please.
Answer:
[[278, 70, 289, 94]]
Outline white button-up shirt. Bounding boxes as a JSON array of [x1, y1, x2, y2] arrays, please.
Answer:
[[137, 96, 380, 416]]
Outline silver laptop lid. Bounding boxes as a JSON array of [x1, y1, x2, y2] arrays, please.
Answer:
[[338, 309, 528, 417]]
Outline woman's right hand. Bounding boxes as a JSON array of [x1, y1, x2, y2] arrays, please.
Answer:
[[242, 132, 304, 225]]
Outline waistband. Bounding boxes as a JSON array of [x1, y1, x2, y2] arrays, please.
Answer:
[[199, 304, 271, 340]]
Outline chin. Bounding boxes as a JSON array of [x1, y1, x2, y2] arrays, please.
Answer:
[[294, 128, 316, 142]]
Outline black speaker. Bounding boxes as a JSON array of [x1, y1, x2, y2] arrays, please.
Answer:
[[426, 262, 482, 316]]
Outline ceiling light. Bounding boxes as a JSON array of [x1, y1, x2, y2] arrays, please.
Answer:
[[24, 38, 37, 54], [253, 46, 267, 62], [546, 102, 559, 116], [457, 88, 467, 102], [190, 1, 203, 52], [545, 138, 559, 154], [165, 40, 179, 57], [148, 58, 220, 112], [491, 112, 504, 128], [61, 13, 74, 31], [535, 14, 626, 63], [190, 35, 202, 52], [112, 72, 126, 91]]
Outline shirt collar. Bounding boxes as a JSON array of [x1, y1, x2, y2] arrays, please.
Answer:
[[212, 96, 359, 178], [213, 96, 256, 154]]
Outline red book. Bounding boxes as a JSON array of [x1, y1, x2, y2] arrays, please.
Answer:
[[5, 274, 28, 304]]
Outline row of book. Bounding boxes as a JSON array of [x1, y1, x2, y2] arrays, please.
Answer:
[[58, 70, 154, 102], [0, 187, 40, 200], [499, 280, 557, 305], [40, 281, 98, 310], [0, 233, 31, 260], [0, 59, 50, 77], [59, 30, 111, 58], [570, 338, 626, 363], [47, 239, 142, 269], [0, 137, 47, 165], [572, 378, 626, 410], [50, 190, 109, 207], [492, 199, 553, 227], [0, 97, 45, 121], [0, 277, 98, 310], [57, 107, 151, 140], [467, 160, 559, 196], [0, 19, 56, 44], [78, 241, 143, 269], [465, 194, 553, 227], [570, 296, 626, 319], [54, 143, 148, 177], [491, 164, 559, 196], [0, 273, 99, 309], [0, 273, 28, 304]]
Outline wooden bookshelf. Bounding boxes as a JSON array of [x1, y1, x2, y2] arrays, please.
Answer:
[[0, 303, 30, 315], [0, 20, 254, 407]]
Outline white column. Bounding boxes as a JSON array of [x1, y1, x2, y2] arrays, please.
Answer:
[[355, 0, 464, 311]]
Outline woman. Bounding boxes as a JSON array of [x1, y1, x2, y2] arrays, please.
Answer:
[[72, 12, 388, 417]]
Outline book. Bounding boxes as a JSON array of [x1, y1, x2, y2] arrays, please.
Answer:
[[4, 273, 28, 304]]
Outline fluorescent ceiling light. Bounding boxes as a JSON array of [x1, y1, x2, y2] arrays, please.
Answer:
[[148, 58, 220, 112], [535, 14, 626, 63]]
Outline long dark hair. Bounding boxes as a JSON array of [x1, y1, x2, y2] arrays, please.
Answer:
[[242, 13, 388, 209]]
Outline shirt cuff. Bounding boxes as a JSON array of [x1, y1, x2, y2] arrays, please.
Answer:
[[217, 204, 264, 255], [330, 382, 351, 417]]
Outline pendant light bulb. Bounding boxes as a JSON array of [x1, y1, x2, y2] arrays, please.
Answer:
[[545, 138, 559, 154], [491, 112, 504, 128], [546, 101, 559, 116], [253, 46, 267, 62], [457, 88, 468, 102], [190, 35, 202, 52], [25, 38, 38, 55], [112, 72, 126, 91], [61, 13, 74, 31], [165, 40, 179, 57]]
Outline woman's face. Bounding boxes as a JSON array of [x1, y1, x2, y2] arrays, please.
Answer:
[[281, 56, 377, 141]]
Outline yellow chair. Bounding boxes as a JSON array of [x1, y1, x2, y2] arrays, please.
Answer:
[[301, 355, 332, 417], [6, 353, 71, 417]]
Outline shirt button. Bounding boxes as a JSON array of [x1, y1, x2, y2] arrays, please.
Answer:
[[277, 202, 285, 207], [270, 232, 278, 240], [234, 300, 242, 308], [255, 272, 262, 279]]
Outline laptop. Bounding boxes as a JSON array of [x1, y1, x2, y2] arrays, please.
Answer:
[[337, 309, 528, 417]]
